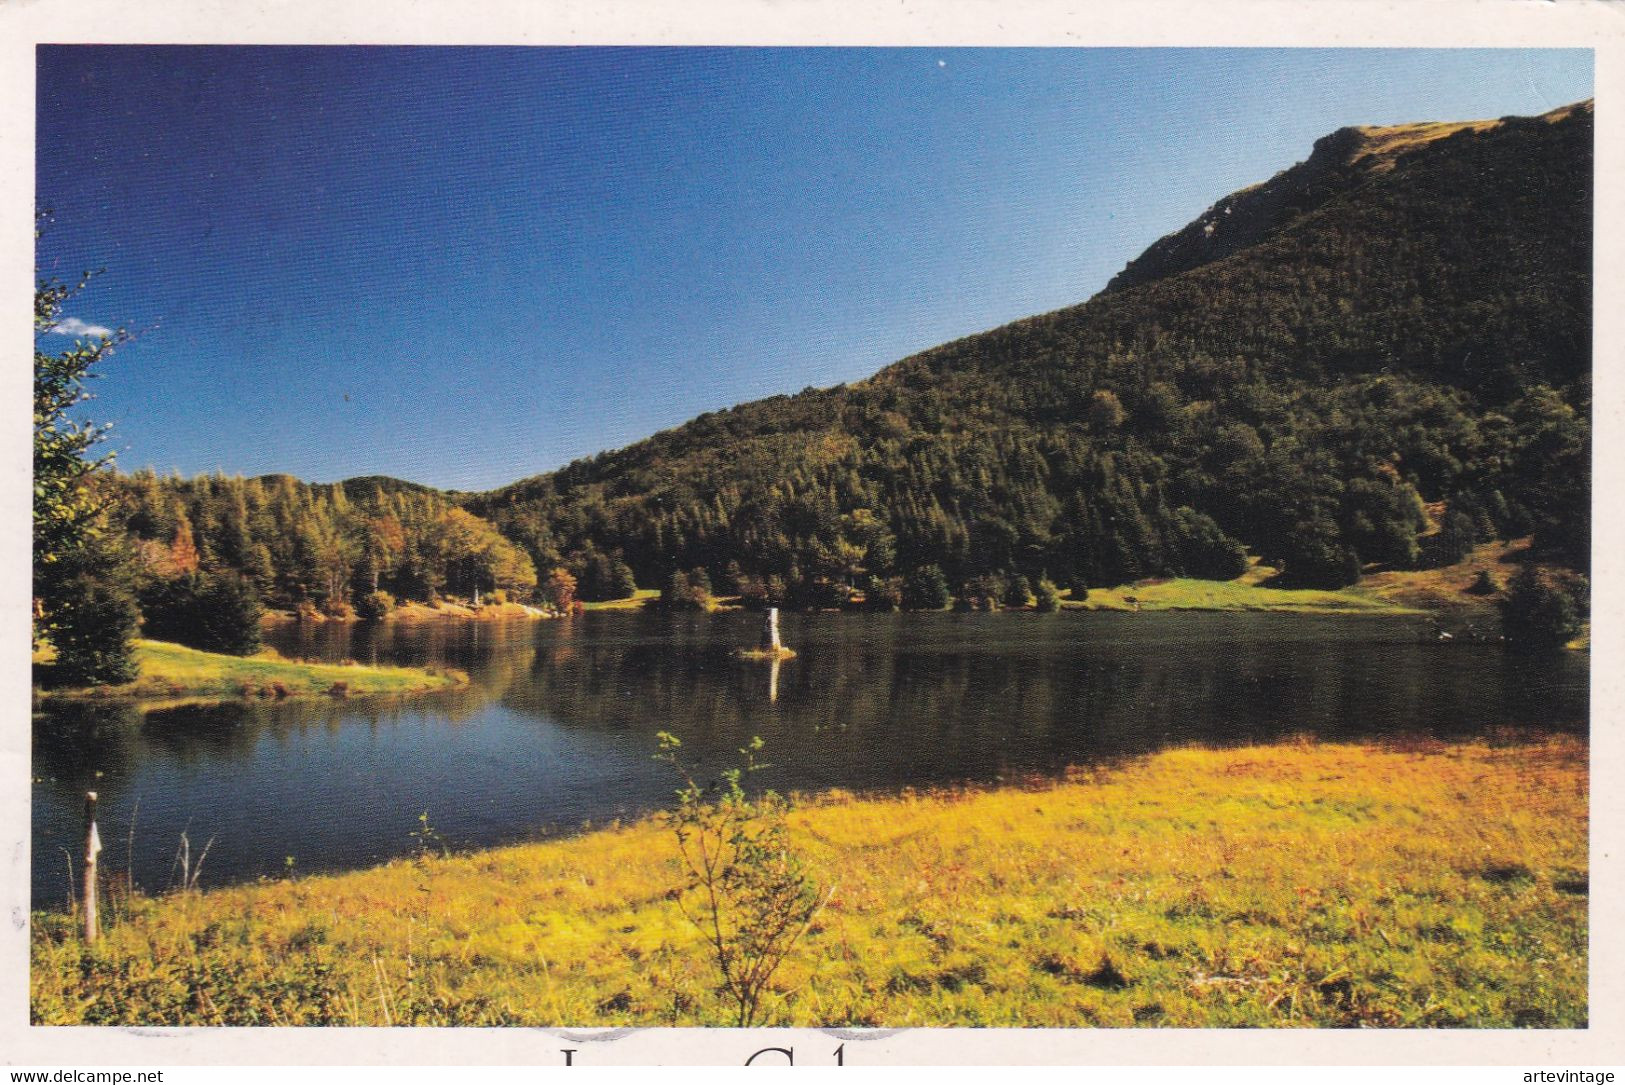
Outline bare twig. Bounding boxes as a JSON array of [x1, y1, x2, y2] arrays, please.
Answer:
[[125, 797, 140, 894], [186, 835, 216, 891], [58, 846, 75, 911]]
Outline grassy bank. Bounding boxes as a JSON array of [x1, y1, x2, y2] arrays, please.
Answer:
[[580, 589, 661, 612], [1066, 541, 1557, 617], [1356, 540, 1529, 614], [36, 640, 468, 702], [1068, 575, 1405, 614], [32, 735, 1585, 1027]]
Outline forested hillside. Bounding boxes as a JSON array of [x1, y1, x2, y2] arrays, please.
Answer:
[[108, 471, 537, 614], [461, 101, 1591, 601], [109, 101, 1591, 612]]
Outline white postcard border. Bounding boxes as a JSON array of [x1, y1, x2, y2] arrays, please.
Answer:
[[1, 0, 1618, 1067]]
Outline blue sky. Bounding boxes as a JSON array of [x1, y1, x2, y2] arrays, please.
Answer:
[[36, 47, 1592, 491]]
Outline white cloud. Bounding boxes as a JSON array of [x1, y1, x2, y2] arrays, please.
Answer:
[[49, 317, 113, 339]]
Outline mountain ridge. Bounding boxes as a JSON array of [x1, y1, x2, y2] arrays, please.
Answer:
[[112, 101, 1592, 609], [1104, 99, 1591, 296]]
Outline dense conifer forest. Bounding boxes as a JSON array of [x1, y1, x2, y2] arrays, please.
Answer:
[[99, 102, 1591, 614]]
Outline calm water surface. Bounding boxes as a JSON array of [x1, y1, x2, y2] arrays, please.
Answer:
[[31, 611, 1588, 905]]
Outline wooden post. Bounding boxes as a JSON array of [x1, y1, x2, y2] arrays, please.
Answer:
[[82, 791, 100, 944], [761, 607, 782, 652]]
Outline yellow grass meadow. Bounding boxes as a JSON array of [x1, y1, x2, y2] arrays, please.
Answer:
[[32, 735, 1585, 1028]]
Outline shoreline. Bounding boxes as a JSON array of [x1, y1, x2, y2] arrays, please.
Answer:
[[258, 541, 1549, 625], [31, 733, 1586, 1027], [262, 599, 555, 625]]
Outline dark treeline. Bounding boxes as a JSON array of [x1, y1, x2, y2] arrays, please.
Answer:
[[100, 103, 1591, 620], [459, 104, 1591, 602]]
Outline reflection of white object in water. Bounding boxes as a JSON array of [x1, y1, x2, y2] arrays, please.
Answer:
[[769, 655, 781, 704], [762, 607, 782, 651]]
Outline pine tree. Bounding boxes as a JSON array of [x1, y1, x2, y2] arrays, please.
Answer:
[[33, 250, 138, 684]]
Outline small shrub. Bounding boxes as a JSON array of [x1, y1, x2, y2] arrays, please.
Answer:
[[901, 565, 950, 611], [1034, 577, 1063, 613], [956, 574, 1003, 612], [655, 732, 827, 1027], [659, 570, 711, 611], [1500, 565, 1584, 651], [864, 575, 903, 612], [355, 590, 396, 623], [410, 811, 447, 862], [1002, 574, 1034, 609]]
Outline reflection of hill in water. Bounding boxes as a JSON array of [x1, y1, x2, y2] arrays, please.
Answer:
[[34, 645, 532, 790], [39, 613, 1587, 800], [501, 612, 1587, 795]]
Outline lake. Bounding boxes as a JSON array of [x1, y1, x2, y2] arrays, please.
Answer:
[[30, 611, 1588, 906]]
